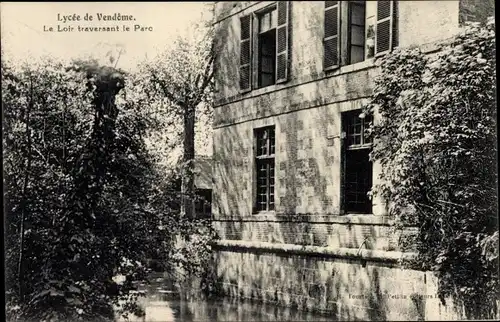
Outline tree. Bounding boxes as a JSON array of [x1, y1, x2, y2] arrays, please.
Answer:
[[137, 14, 215, 219], [365, 18, 497, 319], [3, 57, 177, 321]]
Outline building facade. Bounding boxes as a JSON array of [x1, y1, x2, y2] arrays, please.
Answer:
[[211, 1, 485, 320]]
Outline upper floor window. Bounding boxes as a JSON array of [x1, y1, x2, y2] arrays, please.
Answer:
[[258, 8, 277, 88], [348, 1, 366, 64], [239, 2, 290, 93], [324, 0, 398, 70]]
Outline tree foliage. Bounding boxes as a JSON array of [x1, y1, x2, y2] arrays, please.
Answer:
[[135, 15, 215, 219], [3, 55, 215, 321], [365, 19, 497, 319], [120, 12, 217, 293]]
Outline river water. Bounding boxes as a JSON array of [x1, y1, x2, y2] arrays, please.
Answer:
[[115, 273, 335, 322]]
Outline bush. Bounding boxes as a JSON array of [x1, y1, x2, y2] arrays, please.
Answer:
[[365, 19, 497, 319]]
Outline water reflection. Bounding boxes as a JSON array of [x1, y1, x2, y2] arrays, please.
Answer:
[[115, 274, 336, 321]]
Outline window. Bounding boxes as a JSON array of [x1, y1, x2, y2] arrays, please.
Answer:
[[254, 126, 275, 212], [239, 2, 290, 92], [258, 8, 277, 88], [342, 110, 372, 214], [195, 189, 212, 219], [323, 0, 398, 70], [348, 1, 366, 64]]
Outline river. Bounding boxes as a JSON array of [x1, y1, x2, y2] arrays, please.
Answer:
[[115, 273, 335, 322]]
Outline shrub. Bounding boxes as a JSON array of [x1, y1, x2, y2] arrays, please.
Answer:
[[365, 19, 497, 319]]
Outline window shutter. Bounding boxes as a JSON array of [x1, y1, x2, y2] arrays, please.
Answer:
[[392, 1, 399, 48], [375, 1, 397, 56], [323, 1, 340, 71], [276, 1, 290, 84], [240, 14, 252, 92]]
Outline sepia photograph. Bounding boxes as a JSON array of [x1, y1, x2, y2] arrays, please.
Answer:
[[1, 1, 497, 321]]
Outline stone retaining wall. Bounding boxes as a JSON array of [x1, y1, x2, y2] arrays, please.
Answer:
[[212, 241, 463, 321]]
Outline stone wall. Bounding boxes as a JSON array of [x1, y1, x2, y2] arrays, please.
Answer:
[[212, 94, 386, 216], [212, 216, 417, 252], [398, 1, 459, 48], [211, 0, 458, 251], [213, 246, 463, 321], [212, 90, 392, 250]]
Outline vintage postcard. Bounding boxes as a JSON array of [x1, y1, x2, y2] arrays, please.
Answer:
[[2, 1, 497, 321]]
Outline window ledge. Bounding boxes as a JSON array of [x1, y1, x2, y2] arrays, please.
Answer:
[[251, 210, 277, 216], [325, 58, 376, 77], [212, 239, 416, 264], [245, 83, 279, 99], [213, 213, 393, 226], [217, 59, 377, 107], [252, 59, 376, 96]]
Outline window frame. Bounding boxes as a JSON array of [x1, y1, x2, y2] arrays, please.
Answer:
[[253, 4, 278, 89], [341, 110, 373, 215], [254, 126, 276, 213], [347, 1, 367, 65], [257, 28, 277, 88]]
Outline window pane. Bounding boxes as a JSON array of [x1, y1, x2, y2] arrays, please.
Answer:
[[261, 33, 276, 55], [355, 123, 362, 135], [344, 110, 372, 146], [259, 9, 277, 33], [350, 3, 366, 25], [345, 148, 372, 213], [257, 159, 268, 211], [259, 30, 276, 88], [261, 74, 275, 88], [261, 144, 268, 156], [351, 25, 365, 46], [261, 57, 274, 73], [350, 46, 365, 64], [354, 134, 361, 145], [254, 127, 276, 212], [348, 2, 366, 66]]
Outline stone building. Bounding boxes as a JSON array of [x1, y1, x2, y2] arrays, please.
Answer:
[[211, 1, 490, 320]]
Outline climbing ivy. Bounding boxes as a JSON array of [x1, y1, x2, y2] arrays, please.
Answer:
[[365, 18, 497, 319]]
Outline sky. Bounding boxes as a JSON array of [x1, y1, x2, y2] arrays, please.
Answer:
[[1, 2, 212, 71], [1, 2, 214, 158]]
